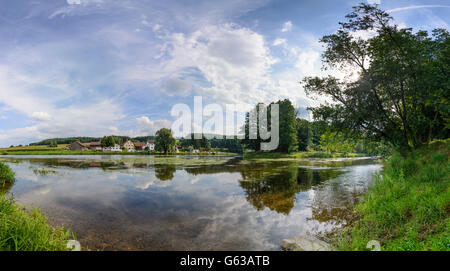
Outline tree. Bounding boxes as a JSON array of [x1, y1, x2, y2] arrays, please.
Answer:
[[296, 119, 312, 151], [101, 136, 115, 147], [155, 128, 176, 155], [319, 130, 356, 154], [49, 140, 58, 148], [242, 103, 265, 152], [270, 99, 298, 153], [302, 3, 449, 149], [243, 100, 298, 153]]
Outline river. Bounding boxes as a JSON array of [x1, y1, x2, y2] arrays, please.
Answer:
[[0, 155, 381, 250]]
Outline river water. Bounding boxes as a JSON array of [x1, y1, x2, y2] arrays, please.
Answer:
[[0, 155, 381, 250]]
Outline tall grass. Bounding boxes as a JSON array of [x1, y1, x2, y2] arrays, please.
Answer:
[[334, 139, 450, 251], [0, 195, 72, 251], [0, 162, 15, 186], [0, 162, 73, 251]]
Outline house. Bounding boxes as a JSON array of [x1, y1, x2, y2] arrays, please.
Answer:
[[89, 142, 102, 151], [144, 140, 155, 151], [68, 141, 89, 151], [123, 140, 135, 152], [103, 144, 122, 152], [134, 142, 145, 152]]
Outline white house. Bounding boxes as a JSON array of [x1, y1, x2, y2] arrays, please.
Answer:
[[103, 144, 122, 152], [144, 140, 155, 151], [123, 140, 135, 152]]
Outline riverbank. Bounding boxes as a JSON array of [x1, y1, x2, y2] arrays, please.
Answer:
[[333, 139, 449, 251], [243, 151, 369, 159], [0, 162, 73, 251]]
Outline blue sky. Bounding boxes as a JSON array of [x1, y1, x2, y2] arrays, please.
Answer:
[[0, 0, 449, 147]]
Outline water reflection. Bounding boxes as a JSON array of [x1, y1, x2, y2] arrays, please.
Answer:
[[0, 155, 381, 250], [239, 167, 344, 215], [154, 164, 177, 181]]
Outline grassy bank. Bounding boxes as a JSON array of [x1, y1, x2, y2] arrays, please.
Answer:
[[243, 151, 368, 160], [0, 162, 73, 251], [334, 139, 449, 251]]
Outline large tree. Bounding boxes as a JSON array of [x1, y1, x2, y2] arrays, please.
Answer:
[[243, 100, 298, 153], [101, 136, 115, 147], [302, 3, 449, 149], [155, 128, 176, 155]]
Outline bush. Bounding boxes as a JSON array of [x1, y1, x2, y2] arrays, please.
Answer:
[[0, 162, 14, 186]]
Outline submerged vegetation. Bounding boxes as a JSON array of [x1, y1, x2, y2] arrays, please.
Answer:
[[334, 140, 450, 251]]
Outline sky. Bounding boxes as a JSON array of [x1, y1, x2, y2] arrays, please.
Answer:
[[0, 0, 449, 147]]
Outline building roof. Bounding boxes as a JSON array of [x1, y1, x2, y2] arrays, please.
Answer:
[[69, 141, 88, 149], [147, 140, 155, 144], [89, 142, 101, 146], [134, 142, 145, 147]]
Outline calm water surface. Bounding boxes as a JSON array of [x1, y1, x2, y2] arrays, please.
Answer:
[[0, 155, 381, 250]]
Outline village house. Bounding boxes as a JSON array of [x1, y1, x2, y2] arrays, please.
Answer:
[[102, 144, 122, 152], [68, 141, 89, 151], [89, 142, 102, 151], [134, 142, 145, 152], [144, 140, 155, 151], [123, 140, 135, 152]]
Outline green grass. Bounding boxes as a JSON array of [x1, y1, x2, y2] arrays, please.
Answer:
[[0, 162, 74, 251], [0, 144, 68, 152], [0, 195, 73, 251], [243, 151, 368, 160], [333, 139, 450, 251], [0, 162, 15, 186]]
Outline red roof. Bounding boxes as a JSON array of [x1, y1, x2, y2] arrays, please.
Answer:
[[134, 142, 145, 147], [90, 142, 101, 146], [147, 140, 154, 144]]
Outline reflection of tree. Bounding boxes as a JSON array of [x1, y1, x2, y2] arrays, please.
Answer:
[[154, 164, 177, 181], [297, 168, 342, 190], [240, 167, 343, 215], [240, 168, 300, 215]]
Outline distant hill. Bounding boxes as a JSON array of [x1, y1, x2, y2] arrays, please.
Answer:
[[29, 136, 156, 146]]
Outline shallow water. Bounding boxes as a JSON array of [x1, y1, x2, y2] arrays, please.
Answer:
[[0, 155, 381, 250]]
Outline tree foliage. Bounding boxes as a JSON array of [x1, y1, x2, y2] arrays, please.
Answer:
[[302, 3, 449, 149], [155, 128, 176, 154], [243, 99, 298, 153], [101, 136, 115, 147]]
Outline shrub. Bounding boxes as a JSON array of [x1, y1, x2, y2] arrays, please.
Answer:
[[0, 162, 14, 186]]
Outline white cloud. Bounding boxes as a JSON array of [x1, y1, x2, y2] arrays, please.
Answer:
[[272, 38, 286, 46], [367, 0, 380, 5], [31, 112, 52, 121], [67, 0, 82, 4], [387, 5, 450, 13], [66, 0, 103, 5], [136, 116, 172, 135], [281, 21, 292, 32]]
